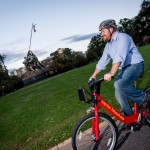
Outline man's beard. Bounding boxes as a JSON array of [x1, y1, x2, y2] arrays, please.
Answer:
[[102, 36, 110, 42]]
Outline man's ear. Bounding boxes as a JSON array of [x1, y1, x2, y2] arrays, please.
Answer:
[[110, 27, 114, 32]]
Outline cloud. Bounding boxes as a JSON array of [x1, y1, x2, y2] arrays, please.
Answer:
[[4, 49, 28, 64], [33, 49, 50, 57], [61, 33, 98, 43], [2, 38, 27, 47]]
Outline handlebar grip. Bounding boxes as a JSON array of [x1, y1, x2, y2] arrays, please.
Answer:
[[88, 78, 95, 87]]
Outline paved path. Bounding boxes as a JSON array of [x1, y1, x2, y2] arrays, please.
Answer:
[[48, 121, 150, 150], [115, 123, 150, 150]]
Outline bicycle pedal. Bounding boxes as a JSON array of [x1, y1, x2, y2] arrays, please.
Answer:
[[91, 134, 96, 140], [130, 126, 134, 132], [138, 113, 142, 122]]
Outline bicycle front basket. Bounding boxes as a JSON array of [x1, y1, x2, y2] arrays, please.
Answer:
[[77, 87, 90, 103]]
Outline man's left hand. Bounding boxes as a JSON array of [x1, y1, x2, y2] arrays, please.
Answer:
[[104, 73, 114, 81]]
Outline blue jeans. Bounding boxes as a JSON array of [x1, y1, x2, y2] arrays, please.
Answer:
[[114, 62, 145, 115]]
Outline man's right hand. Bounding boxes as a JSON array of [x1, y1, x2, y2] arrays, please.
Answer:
[[89, 76, 96, 81]]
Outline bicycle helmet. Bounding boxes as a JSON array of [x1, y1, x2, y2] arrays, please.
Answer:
[[99, 19, 117, 31]]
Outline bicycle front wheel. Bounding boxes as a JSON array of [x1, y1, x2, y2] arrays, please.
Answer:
[[72, 112, 118, 150]]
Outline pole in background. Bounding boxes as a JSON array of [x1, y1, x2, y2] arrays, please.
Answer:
[[29, 23, 36, 50]]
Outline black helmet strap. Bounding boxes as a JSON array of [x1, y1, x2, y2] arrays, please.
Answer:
[[107, 27, 114, 42]]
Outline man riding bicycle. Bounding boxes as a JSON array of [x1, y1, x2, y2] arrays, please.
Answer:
[[90, 19, 150, 122]]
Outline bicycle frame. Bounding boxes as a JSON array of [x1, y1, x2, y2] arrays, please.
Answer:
[[77, 78, 150, 142], [92, 93, 150, 141]]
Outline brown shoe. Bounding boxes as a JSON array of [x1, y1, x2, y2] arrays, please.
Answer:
[[139, 96, 150, 112]]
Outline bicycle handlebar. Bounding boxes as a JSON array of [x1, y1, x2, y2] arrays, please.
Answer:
[[78, 77, 113, 103], [88, 78, 103, 94], [88, 77, 114, 94]]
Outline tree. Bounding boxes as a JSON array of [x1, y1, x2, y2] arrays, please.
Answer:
[[86, 49, 98, 63], [87, 34, 105, 58], [118, 18, 143, 45], [118, 0, 150, 46], [0, 54, 11, 96], [0, 54, 23, 96], [86, 34, 105, 62], [0, 54, 8, 73], [50, 48, 88, 73], [50, 48, 75, 72], [73, 51, 87, 67], [118, 18, 134, 35]]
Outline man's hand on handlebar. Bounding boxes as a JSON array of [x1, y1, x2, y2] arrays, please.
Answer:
[[89, 76, 96, 81], [104, 73, 114, 81]]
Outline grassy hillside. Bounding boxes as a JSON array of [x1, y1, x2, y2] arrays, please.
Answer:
[[0, 44, 150, 150]]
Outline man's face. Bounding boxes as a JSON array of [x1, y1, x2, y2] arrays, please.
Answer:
[[100, 28, 112, 42]]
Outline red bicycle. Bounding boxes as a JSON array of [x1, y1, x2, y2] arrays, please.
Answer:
[[72, 78, 150, 150]]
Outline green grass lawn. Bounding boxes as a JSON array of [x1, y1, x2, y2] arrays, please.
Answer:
[[0, 44, 150, 150]]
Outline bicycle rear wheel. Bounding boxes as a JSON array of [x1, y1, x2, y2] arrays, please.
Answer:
[[72, 112, 118, 150], [144, 85, 150, 124]]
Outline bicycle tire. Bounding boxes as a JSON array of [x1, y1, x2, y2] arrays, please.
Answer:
[[72, 112, 118, 150], [144, 85, 150, 125]]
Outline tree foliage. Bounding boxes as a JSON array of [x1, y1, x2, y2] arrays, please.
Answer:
[[0, 54, 23, 96], [118, 0, 150, 46], [87, 34, 105, 61], [50, 48, 87, 73]]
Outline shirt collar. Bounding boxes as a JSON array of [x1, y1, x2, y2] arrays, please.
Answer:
[[110, 31, 118, 42]]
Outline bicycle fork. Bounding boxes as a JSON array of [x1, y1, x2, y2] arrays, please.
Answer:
[[92, 107, 100, 141]]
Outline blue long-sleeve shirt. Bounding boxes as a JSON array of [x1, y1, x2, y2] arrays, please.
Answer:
[[96, 31, 144, 70]]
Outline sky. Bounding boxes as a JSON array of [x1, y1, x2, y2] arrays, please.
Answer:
[[0, 0, 143, 71]]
